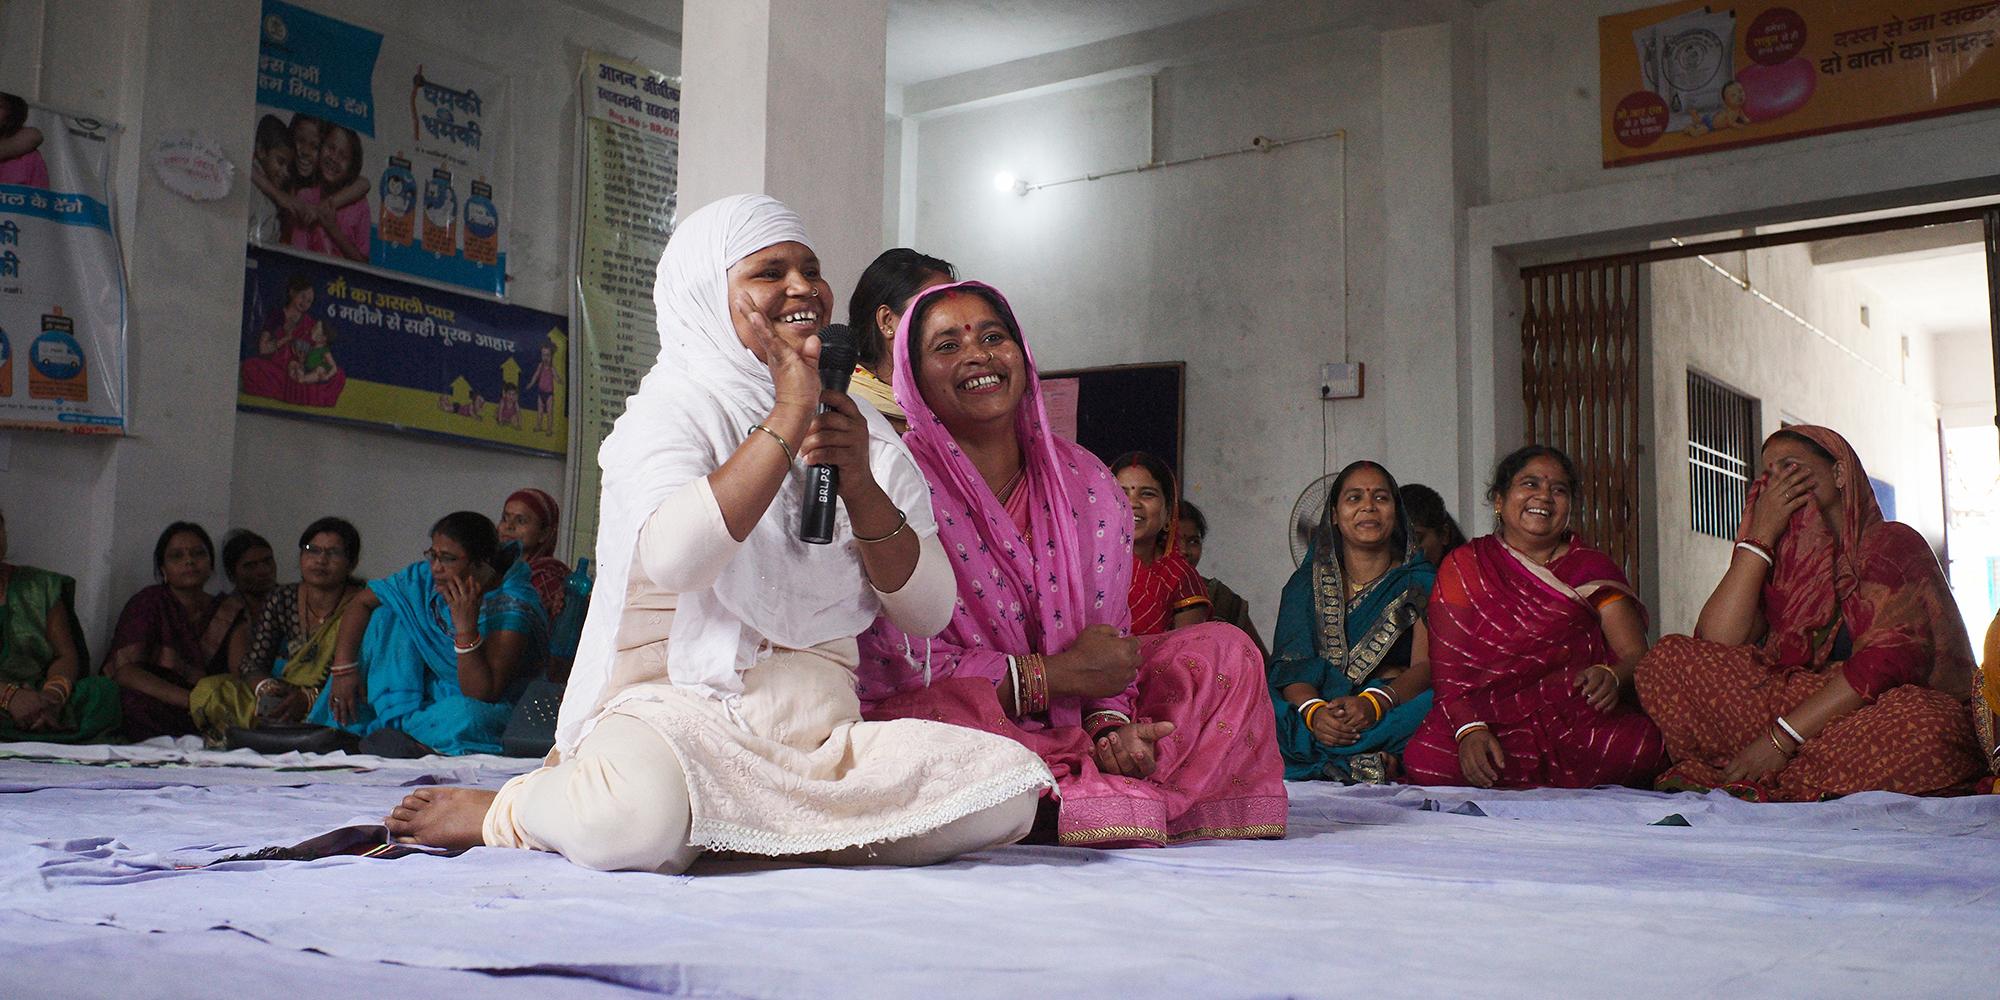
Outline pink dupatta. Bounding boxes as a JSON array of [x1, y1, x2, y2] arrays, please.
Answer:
[[856, 281, 1136, 730]]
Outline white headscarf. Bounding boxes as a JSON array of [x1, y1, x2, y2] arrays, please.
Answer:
[[555, 194, 936, 754]]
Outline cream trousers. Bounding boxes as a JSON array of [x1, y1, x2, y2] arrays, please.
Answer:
[[482, 712, 1039, 874]]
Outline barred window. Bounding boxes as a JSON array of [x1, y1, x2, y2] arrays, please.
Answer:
[[1687, 372, 1757, 539]]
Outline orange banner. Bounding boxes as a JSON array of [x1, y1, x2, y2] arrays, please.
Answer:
[[1601, 0, 2000, 166]]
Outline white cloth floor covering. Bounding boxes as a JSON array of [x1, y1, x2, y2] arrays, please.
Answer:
[[2, 742, 1996, 998]]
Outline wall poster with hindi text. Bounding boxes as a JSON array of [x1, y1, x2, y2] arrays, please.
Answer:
[[239, 246, 565, 455], [567, 51, 680, 560], [1601, 0, 2000, 166], [0, 93, 127, 434], [251, 0, 511, 295]]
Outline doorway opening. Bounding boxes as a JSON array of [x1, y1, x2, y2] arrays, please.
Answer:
[[1522, 202, 2000, 639]]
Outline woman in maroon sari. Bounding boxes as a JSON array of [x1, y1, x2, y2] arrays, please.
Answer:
[[1403, 446, 1663, 788], [856, 281, 1286, 847], [1634, 426, 1984, 800], [104, 522, 234, 741]]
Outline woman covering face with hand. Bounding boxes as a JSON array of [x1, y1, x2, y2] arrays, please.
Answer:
[[1635, 426, 1984, 800], [855, 281, 1286, 848], [382, 197, 1051, 873]]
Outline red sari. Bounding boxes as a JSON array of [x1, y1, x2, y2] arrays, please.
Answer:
[[1403, 535, 1664, 789], [1634, 426, 1983, 801], [1128, 551, 1209, 636]]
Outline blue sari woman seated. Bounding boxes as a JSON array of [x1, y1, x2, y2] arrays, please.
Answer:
[[1268, 461, 1436, 782], [310, 511, 547, 756]]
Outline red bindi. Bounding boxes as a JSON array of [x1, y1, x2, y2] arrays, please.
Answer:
[[963, 323, 973, 331]]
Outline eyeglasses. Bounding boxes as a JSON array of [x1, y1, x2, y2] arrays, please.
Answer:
[[301, 543, 349, 560], [423, 548, 464, 566]]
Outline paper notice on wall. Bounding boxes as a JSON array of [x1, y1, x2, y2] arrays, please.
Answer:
[[567, 51, 679, 560], [250, 0, 511, 295], [1043, 377, 1081, 442], [0, 93, 127, 434]]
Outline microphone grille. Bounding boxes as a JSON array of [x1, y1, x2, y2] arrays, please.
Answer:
[[818, 323, 858, 372]]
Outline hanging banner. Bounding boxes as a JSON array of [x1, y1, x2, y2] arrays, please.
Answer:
[[239, 246, 565, 455], [0, 92, 126, 434], [251, 0, 510, 295], [1601, 0, 2000, 167], [567, 51, 679, 558]]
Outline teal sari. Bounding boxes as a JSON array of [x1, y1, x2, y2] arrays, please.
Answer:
[[309, 558, 548, 755], [1268, 543, 1435, 782]]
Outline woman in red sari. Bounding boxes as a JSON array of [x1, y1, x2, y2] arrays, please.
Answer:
[[1403, 446, 1663, 788], [1111, 452, 1210, 636], [856, 281, 1286, 847], [1634, 426, 1984, 800]]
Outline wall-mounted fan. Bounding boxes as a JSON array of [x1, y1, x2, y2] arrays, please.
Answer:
[[1288, 473, 1338, 565]]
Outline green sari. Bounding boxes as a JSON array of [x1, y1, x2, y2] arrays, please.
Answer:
[[1267, 543, 1436, 783], [0, 564, 119, 743]]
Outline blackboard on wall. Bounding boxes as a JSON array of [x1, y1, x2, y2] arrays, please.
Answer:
[[1040, 361, 1185, 481]]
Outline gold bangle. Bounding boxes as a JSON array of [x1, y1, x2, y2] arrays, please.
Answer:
[[747, 423, 796, 464], [1769, 729, 1795, 758], [1589, 664, 1621, 687], [853, 507, 909, 544], [1357, 689, 1387, 724]]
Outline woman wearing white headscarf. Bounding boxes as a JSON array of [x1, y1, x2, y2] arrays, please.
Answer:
[[385, 196, 1053, 872]]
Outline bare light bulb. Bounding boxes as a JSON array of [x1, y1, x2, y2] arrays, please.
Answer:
[[993, 171, 1018, 194]]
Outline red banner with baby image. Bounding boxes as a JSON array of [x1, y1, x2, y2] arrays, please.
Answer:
[[1601, 0, 2000, 166]]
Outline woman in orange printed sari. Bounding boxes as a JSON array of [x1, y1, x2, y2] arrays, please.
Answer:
[[1634, 426, 1984, 800]]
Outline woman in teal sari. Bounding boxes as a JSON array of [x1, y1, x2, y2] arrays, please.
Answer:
[[1269, 461, 1436, 782], [310, 511, 547, 756]]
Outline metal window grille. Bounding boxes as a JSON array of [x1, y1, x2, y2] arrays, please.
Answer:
[[1686, 372, 1755, 539], [1521, 262, 1643, 581]]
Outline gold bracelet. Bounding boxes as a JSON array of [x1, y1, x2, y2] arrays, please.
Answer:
[[1769, 729, 1796, 758], [1589, 663, 1621, 686], [853, 507, 909, 544], [747, 423, 796, 464]]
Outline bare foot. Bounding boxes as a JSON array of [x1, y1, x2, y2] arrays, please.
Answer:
[[385, 787, 496, 849]]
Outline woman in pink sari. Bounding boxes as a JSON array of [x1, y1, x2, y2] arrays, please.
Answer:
[[857, 281, 1287, 847], [1403, 445, 1664, 788]]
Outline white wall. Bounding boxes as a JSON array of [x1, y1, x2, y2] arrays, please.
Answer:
[[1648, 244, 1947, 633], [0, 0, 677, 655], [907, 27, 1412, 637]]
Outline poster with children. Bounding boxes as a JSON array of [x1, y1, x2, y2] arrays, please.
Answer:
[[0, 92, 128, 434], [1601, 0, 2000, 166], [250, 0, 511, 296], [239, 247, 564, 455]]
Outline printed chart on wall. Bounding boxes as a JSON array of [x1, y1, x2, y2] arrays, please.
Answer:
[[1601, 0, 2000, 166], [0, 93, 126, 434], [568, 51, 680, 559], [239, 246, 565, 455], [251, 0, 511, 296]]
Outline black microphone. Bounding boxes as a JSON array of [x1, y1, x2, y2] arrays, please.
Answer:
[[800, 324, 858, 544]]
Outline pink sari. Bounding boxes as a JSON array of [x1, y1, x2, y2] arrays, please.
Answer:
[[857, 281, 1287, 847], [1403, 535, 1664, 789]]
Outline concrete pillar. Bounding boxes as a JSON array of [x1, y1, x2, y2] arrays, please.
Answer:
[[1379, 20, 1469, 515], [678, 0, 888, 298]]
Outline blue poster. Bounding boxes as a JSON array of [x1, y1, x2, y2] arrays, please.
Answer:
[[250, 0, 508, 297], [239, 247, 564, 455]]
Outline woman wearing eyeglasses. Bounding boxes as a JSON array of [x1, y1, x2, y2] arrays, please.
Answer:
[[189, 518, 369, 736], [306, 511, 549, 756]]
